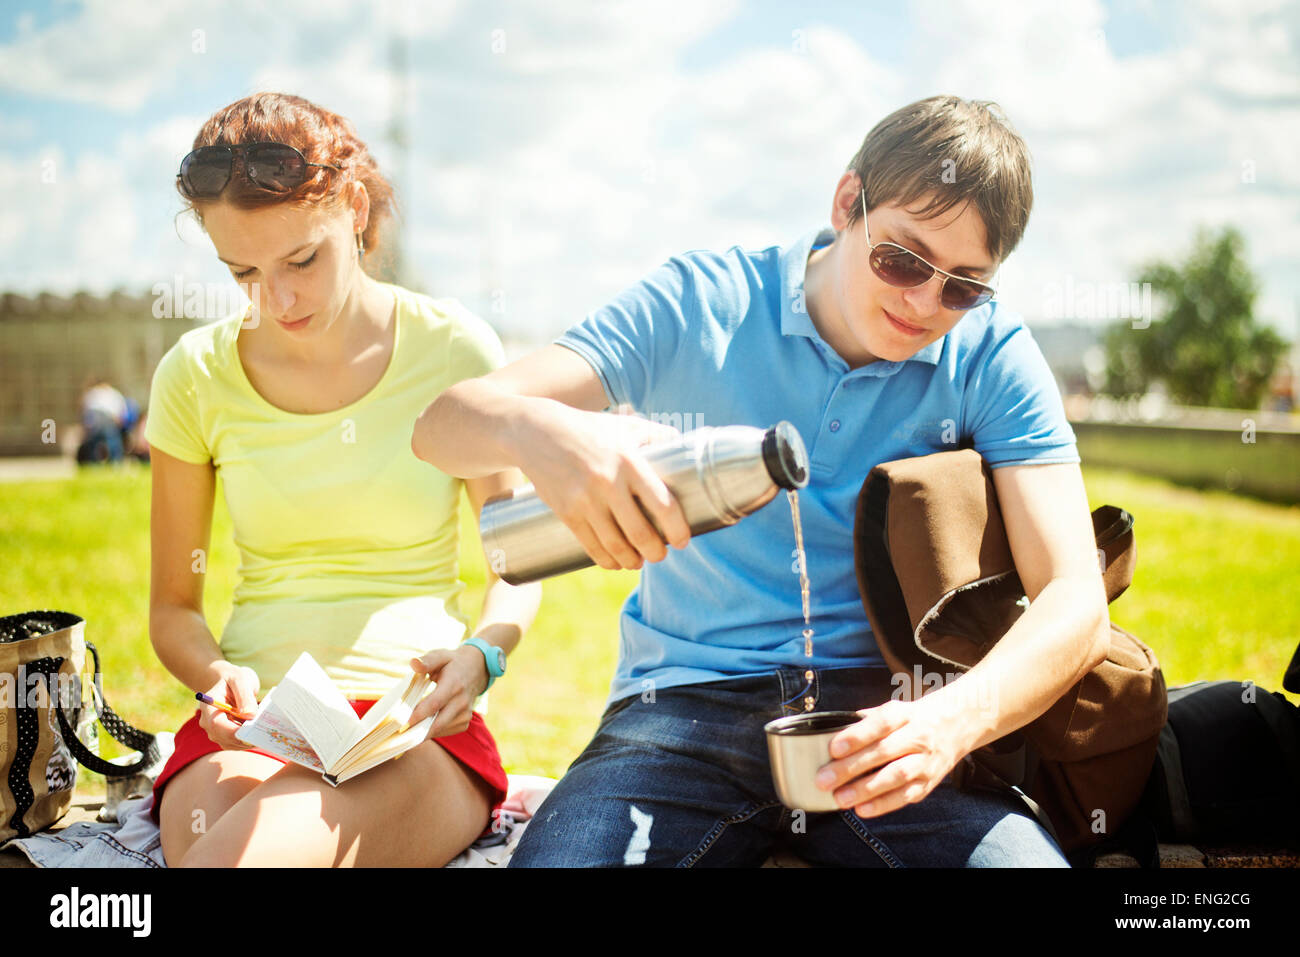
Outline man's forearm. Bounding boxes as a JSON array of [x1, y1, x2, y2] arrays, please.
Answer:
[[926, 576, 1110, 757], [411, 378, 538, 479]]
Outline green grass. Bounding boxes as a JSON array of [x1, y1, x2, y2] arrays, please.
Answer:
[[1083, 468, 1300, 696], [1, 461, 1296, 798], [0, 461, 633, 796]]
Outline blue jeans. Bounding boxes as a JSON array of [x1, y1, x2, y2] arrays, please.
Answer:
[[509, 666, 1069, 867]]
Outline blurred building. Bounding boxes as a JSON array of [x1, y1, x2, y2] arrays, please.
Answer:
[[0, 291, 199, 457], [1023, 321, 1098, 396]]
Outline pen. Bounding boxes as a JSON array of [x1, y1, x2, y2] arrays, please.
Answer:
[[195, 692, 256, 722]]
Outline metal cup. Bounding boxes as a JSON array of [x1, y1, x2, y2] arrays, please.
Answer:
[[764, 710, 860, 813], [97, 731, 175, 823]]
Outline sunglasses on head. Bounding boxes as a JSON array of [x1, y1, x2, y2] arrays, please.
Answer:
[[177, 142, 342, 199], [859, 190, 996, 311]]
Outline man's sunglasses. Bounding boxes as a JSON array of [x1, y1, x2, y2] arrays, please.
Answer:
[[177, 142, 342, 199], [860, 190, 996, 311]]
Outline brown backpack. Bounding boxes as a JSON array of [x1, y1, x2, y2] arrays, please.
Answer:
[[852, 448, 1168, 855]]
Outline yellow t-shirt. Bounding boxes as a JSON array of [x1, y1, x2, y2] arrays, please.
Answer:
[[144, 283, 505, 699]]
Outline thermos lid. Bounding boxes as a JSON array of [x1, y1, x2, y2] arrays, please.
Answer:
[[761, 421, 809, 490]]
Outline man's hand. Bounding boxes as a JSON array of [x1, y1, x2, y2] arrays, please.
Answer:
[[813, 696, 974, 817], [513, 402, 693, 570]]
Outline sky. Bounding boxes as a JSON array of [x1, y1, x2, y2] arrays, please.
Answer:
[[0, 0, 1297, 343]]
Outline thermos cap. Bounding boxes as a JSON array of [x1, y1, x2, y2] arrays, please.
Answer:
[[762, 421, 809, 490]]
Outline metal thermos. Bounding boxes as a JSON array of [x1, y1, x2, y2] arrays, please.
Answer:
[[480, 421, 809, 584]]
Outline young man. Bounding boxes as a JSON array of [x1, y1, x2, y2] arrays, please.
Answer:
[[411, 95, 1110, 867]]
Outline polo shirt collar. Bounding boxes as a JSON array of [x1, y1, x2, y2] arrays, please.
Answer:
[[779, 226, 945, 367]]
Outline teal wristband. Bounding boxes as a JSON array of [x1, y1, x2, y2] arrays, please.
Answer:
[[464, 637, 506, 690]]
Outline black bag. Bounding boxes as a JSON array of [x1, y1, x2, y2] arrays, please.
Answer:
[[1284, 643, 1300, 695], [1141, 678, 1300, 845]]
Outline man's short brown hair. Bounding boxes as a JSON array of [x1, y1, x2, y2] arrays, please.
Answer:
[[845, 95, 1033, 264]]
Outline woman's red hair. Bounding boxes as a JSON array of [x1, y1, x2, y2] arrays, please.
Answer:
[[179, 92, 396, 264]]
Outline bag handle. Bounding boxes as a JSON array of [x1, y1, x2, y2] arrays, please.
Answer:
[[1093, 505, 1136, 603], [49, 642, 161, 778]]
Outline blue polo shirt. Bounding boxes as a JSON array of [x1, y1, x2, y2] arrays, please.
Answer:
[[556, 227, 1079, 706]]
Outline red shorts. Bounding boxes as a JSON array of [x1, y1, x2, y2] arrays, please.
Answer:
[[151, 701, 508, 826]]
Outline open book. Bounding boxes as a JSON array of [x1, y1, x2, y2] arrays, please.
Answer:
[[235, 652, 436, 786]]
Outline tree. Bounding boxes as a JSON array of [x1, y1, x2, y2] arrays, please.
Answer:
[[1101, 226, 1288, 408]]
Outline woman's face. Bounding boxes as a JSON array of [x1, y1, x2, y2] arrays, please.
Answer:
[[201, 193, 362, 341]]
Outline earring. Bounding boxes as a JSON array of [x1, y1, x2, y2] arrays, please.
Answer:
[[356, 230, 365, 261]]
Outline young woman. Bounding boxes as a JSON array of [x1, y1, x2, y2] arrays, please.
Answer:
[[146, 92, 540, 867]]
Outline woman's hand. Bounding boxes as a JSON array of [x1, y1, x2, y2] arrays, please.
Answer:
[[196, 662, 260, 751], [407, 645, 492, 739], [512, 402, 693, 571], [814, 697, 973, 817]]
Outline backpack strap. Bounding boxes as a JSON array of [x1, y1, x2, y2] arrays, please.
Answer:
[[1153, 721, 1197, 840], [1093, 506, 1136, 603], [956, 746, 1061, 849]]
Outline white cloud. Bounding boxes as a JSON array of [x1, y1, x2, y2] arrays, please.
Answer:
[[0, 0, 462, 112], [897, 0, 1298, 338], [0, 114, 234, 293], [1, 0, 1296, 346], [0, 0, 194, 111], [413, 21, 904, 335]]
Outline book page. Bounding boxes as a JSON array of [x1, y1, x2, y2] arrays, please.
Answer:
[[336, 672, 434, 770], [334, 714, 435, 785], [271, 652, 361, 768], [343, 671, 422, 751], [234, 686, 326, 773]]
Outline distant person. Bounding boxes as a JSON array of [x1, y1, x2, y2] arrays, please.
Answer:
[[127, 406, 151, 463], [76, 376, 127, 464], [118, 395, 151, 462], [1266, 363, 1294, 413]]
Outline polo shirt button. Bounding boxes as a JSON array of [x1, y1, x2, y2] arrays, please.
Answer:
[[829, 420, 841, 432]]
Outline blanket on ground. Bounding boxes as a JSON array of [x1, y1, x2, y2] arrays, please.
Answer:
[[2, 775, 558, 868]]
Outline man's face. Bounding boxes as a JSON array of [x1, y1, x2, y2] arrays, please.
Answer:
[[825, 176, 999, 365]]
